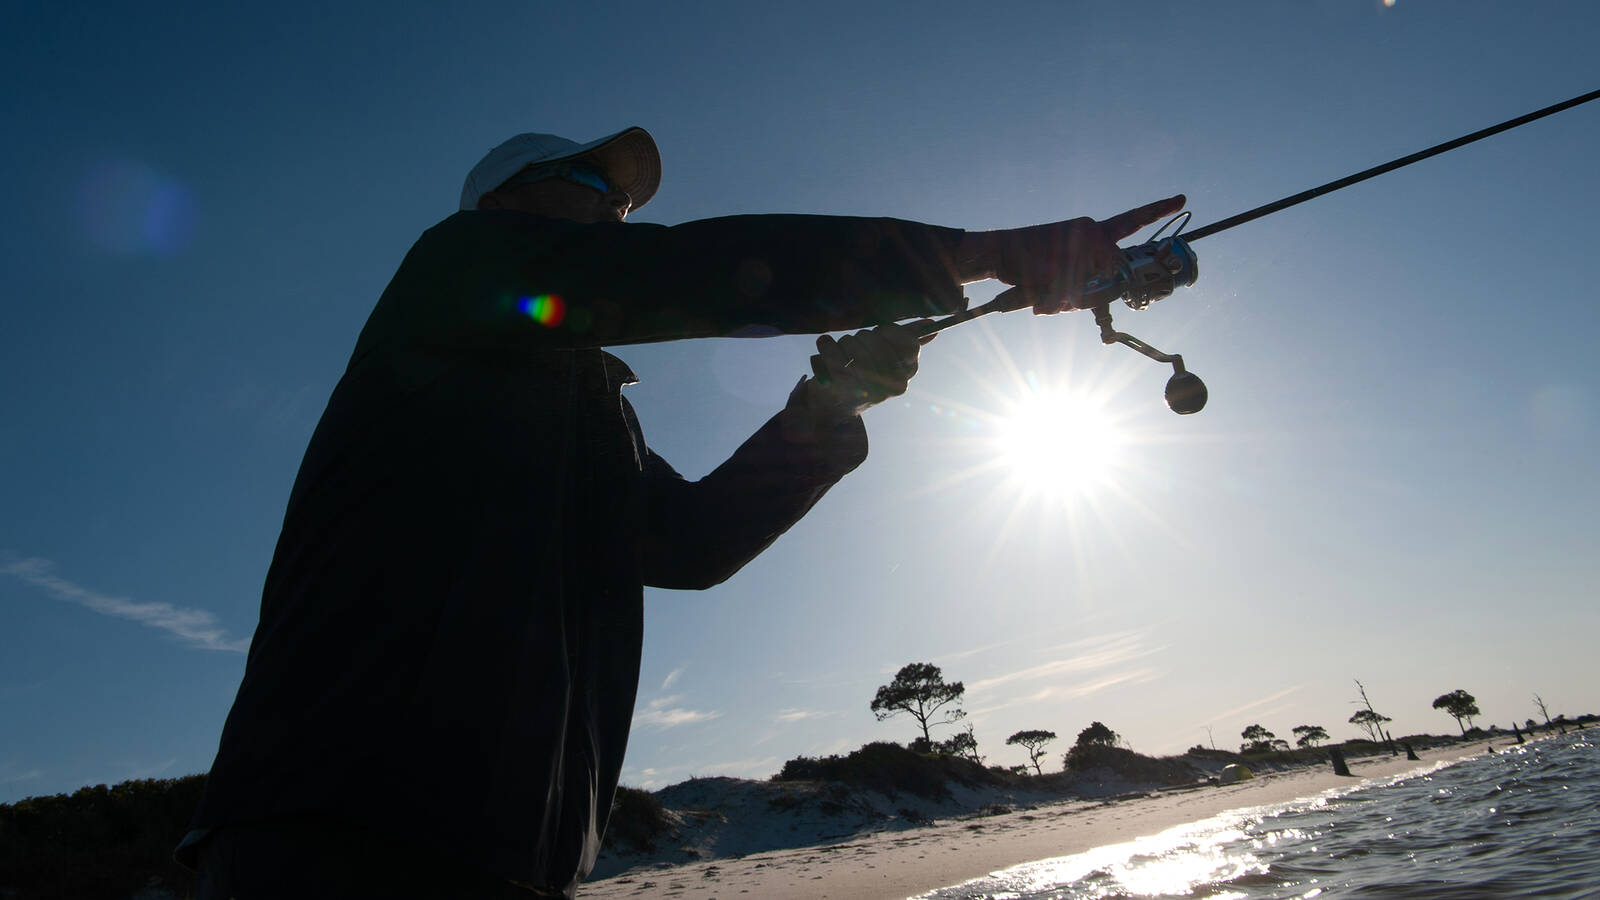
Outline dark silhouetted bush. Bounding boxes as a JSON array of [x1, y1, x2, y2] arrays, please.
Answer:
[[773, 741, 1001, 799], [1185, 746, 1242, 762], [0, 775, 205, 899], [603, 785, 672, 854], [1062, 744, 1200, 785]]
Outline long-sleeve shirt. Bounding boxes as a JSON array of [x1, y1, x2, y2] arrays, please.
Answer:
[[180, 210, 969, 896]]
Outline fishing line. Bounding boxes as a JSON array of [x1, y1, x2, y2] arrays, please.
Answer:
[[1183, 87, 1600, 242], [922, 88, 1600, 414]]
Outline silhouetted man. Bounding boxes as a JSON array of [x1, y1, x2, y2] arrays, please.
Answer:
[[178, 125, 1183, 898]]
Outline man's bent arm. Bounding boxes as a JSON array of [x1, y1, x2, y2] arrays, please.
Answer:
[[633, 390, 868, 591]]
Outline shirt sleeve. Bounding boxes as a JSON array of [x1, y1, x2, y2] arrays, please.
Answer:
[[630, 396, 868, 591], [352, 211, 970, 360]]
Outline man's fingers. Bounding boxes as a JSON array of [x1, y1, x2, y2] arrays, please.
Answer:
[[810, 353, 833, 384], [812, 334, 850, 383], [836, 327, 921, 394], [876, 321, 924, 356], [807, 325, 922, 417], [1102, 194, 1187, 240], [815, 333, 850, 364], [837, 332, 897, 379]]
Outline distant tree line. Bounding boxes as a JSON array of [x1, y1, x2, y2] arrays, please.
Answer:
[[0, 776, 203, 899], [4, 670, 1591, 900], [870, 663, 1588, 775]]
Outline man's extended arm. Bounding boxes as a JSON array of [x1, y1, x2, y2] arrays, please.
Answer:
[[356, 213, 969, 359], [353, 195, 1185, 358]]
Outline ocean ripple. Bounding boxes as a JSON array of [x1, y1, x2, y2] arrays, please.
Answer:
[[918, 734, 1598, 899]]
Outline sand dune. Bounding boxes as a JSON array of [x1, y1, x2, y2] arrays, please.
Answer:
[[582, 739, 1503, 900]]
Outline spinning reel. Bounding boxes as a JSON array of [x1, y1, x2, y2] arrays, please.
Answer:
[[919, 211, 1206, 414], [917, 86, 1599, 415], [1084, 212, 1204, 415]]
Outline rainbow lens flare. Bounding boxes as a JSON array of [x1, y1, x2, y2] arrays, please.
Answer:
[[518, 294, 565, 327]]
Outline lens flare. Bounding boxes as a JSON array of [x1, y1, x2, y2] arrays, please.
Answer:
[[76, 159, 196, 256], [518, 294, 565, 327]]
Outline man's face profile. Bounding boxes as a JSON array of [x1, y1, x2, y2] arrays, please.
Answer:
[[478, 163, 632, 224]]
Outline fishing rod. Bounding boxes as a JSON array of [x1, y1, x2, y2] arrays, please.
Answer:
[[920, 87, 1600, 414]]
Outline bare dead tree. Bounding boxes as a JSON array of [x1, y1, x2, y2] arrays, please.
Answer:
[[1352, 679, 1396, 753]]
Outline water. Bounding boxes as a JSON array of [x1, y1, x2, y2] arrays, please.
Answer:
[[915, 733, 1599, 900]]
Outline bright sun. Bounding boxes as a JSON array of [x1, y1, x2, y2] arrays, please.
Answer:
[[994, 389, 1126, 499]]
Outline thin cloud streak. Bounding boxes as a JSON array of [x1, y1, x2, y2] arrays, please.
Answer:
[[1201, 685, 1306, 726], [967, 631, 1157, 694], [632, 695, 721, 731], [2, 556, 248, 653], [1, 761, 43, 786], [934, 637, 1020, 665], [622, 753, 782, 788], [119, 757, 178, 781], [969, 667, 1160, 717]]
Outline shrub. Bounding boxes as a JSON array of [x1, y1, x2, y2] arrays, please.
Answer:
[[773, 741, 999, 799], [0, 775, 206, 900], [1062, 744, 1200, 785], [1185, 746, 1241, 761], [603, 785, 672, 854]]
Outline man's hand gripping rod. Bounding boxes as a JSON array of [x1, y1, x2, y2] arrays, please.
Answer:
[[916, 211, 1206, 414], [915, 87, 1600, 415]]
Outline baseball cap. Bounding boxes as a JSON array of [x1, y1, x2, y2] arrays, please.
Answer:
[[459, 126, 661, 212]]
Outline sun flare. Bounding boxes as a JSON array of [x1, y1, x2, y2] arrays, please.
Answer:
[[994, 390, 1126, 499]]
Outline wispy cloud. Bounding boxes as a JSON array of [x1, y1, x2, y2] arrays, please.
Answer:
[[222, 381, 322, 435], [2, 556, 249, 653], [967, 631, 1158, 694], [661, 667, 685, 690], [970, 667, 1161, 716], [632, 695, 721, 731], [1201, 685, 1306, 727], [621, 753, 782, 789], [774, 708, 830, 723], [119, 757, 178, 781], [1, 760, 43, 786], [698, 754, 781, 778], [934, 637, 1020, 665], [773, 672, 859, 690], [867, 637, 1022, 679]]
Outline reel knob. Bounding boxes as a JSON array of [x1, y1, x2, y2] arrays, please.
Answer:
[[1164, 371, 1208, 415]]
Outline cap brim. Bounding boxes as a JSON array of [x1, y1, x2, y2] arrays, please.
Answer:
[[569, 127, 661, 211]]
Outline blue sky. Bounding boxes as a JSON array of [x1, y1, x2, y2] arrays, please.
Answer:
[[3, 1, 1597, 802]]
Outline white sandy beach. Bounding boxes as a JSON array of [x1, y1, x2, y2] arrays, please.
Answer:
[[581, 739, 1505, 900]]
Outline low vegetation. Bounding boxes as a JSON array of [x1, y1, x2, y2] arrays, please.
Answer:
[[1066, 743, 1201, 785], [6, 714, 1593, 897], [602, 785, 672, 854], [0, 775, 204, 900], [773, 740, 1003, 799]]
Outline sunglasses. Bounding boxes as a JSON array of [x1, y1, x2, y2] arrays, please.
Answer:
[[508, 161, 613, 195]]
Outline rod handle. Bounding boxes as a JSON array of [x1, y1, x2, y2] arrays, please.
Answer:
[[914, 286, 1031, 337]]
